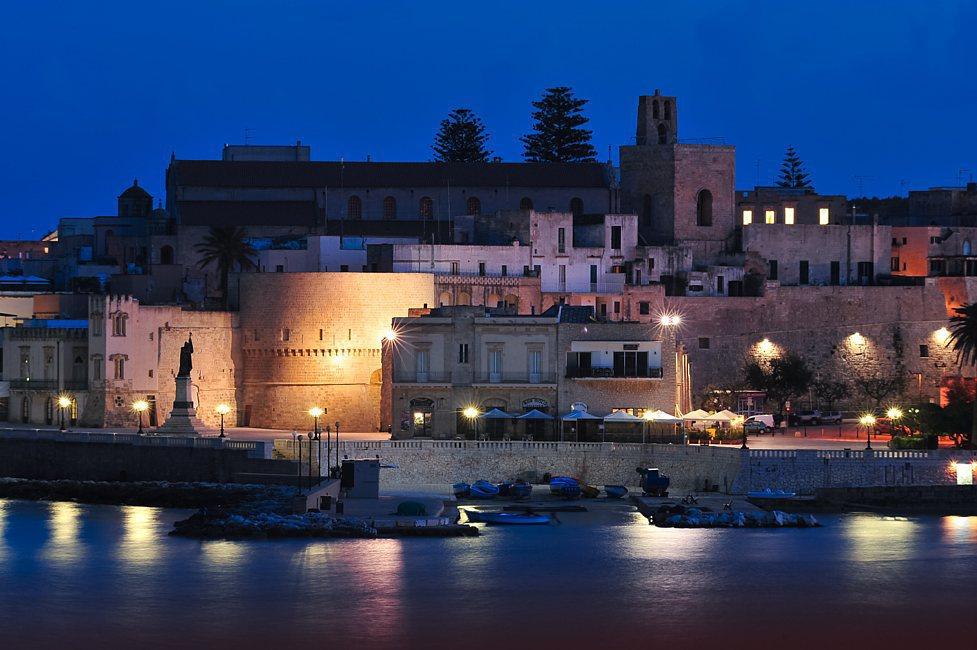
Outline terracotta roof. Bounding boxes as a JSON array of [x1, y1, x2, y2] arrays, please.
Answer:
[[169, 160, 612, 189]]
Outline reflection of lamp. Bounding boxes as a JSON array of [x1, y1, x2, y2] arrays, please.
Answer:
[[216, 403, 231, 438]]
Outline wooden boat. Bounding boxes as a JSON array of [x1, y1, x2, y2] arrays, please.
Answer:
[[465, 510, 551, 525], [470, 480, 500, 499], [452, 482, 471, 498], [604, 485, 629, 499]]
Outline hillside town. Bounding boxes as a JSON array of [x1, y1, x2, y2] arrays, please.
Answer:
[[2, 90, 973, 444]]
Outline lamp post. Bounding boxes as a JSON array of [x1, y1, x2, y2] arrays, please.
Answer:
[[57, 394, 72, 432], [740, 418, 749, 450], [334, 420, 341, 477], [215, 403, 230, 438], [131, 399, 149, 435], [463, 406, 480, 441], [642, 410, 654, 445], [307, 407, 324, 486], [859, 414, 876, 450]]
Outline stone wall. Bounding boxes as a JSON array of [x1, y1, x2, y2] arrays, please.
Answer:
[[238, 272, 435, 431]]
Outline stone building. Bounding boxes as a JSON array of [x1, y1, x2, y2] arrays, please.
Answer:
[[736, 186, 848, 227], [388, 305, 684, 440], [891, 225, 977, 278], [237, 272, 435, 432]]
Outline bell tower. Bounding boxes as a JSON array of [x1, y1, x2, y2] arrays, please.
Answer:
[[636, 90, 677, 146]]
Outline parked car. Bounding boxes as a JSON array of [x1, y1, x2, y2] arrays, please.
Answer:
[[790, 410, 822, 425], [820, 411, 843, 424]]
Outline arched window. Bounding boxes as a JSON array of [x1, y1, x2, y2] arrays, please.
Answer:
[[664, 100, 671, 120], [419, 196, 433, 218], [652, 100, 660, 119], [383, 196, 397, 219], [160, 245, 174, 265], [642, 194, 653, 226], [570, 197, 583, 216], [347, 195, 362, 219], [520, 197, 533, 210], [696, 189, 713, 227], [657, 123, 667, 145], [439, 291, 453, 306], [467, 196, 481, 216]]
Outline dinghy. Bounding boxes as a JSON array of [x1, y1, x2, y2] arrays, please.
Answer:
[[465, 510, 551, 525], [604, 485, 629, 499], [452, 482, 471, 499], [549, 476, 582, 499], [470, 480, 500, 499], [509, 482, 533, 500]]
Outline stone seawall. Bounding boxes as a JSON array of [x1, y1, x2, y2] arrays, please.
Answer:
[[279, 441, 977, 495]]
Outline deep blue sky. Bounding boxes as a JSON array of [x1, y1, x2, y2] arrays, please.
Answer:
[[1, 0, 975, 239]]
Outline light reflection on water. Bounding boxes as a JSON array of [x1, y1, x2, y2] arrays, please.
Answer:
[[1, 500, 977, 649]]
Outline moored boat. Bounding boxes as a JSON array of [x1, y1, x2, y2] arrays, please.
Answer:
[[470, 480, 500, 499], [465, 510, 551, 525], [747, 488, 797, 499], [579, 483, 600, 499], [509, 482, 533, 500], [550, 476, 581, 499], [452, 482, 471, 499], [604, 485, 629, 499]]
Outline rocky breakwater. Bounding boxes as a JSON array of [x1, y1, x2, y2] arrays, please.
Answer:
[[651, 504, 820, 528]]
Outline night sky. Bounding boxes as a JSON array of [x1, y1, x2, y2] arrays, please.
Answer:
[[1, 0, 975, 238]]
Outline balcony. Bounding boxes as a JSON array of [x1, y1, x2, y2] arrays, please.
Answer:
[[393, 371, 452, 385], [474, 372, 557, 385], [566, 367, 664, 380]]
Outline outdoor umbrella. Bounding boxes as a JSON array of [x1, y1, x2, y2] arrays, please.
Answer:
[[645, 409, 683, 424], [516, 409, 552, 419], [481, 408, 514, 419]]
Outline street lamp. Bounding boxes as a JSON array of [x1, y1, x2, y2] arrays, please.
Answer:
[[131, 399, 149, 435], [642, 410, 655, 444], [308, 406, 324, 435], [859, 414, 876, 450], [334, 420, 341, 478], [463, 406, 480, 440], [57, 394, 72, 432], [215, 403, 231, 438], [296, 433, 304, 489]]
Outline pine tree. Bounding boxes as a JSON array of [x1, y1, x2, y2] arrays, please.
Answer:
[[521, 87, 597, 163], [777, 146, 813, 189], [431, 108, 491, 162]]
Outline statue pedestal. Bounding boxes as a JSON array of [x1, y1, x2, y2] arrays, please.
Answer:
[[157, 376, 214, 437]]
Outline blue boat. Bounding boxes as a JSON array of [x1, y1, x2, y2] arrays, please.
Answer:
[[470, 480, 500, 499], [496, 482, 512, 497], [465, 510, 550, 525], [604, 485, 629, 499], [452, 482, 471, 499], [509, 482, 533, 500], [550, 476, 582, 499]]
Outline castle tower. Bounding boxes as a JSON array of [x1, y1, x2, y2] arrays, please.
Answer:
[[636, 90, 678, 146]]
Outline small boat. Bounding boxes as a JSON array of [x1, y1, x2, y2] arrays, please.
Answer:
[[496, 482, 512, 497], [509, 482, 533, 500], [747, 488, 797, 499], [452, 482, 471, 498], [465, 510, 551, 525], [503, 504, 587, 513], [470, 480, 500, 499], [550, 476, 581, 499], [604, 485, 629, 499]]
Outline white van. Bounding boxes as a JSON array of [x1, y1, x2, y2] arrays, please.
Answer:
[[744, 414, 775, 429]]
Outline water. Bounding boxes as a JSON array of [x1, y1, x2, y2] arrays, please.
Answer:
[[2, 499, 976, 649]]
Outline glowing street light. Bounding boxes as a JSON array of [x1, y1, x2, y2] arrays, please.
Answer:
[[886, 407, 903, 421], [384, 329, 398, 342], [131, 399, 149, 435], [463, 406, 481, 440], [859, 413, 876, 450], [215, 403, 231, 438], [308, 406, 324, 435], [57, 394, 73, 432], [659, 314, 681, 327]]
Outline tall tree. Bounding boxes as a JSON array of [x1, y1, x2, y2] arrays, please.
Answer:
[[744, 352, 813, 418], [521, 87, 597, 163], [777, 145, 813, 189], [195, 226, 257, 307], [431, 108, 491, 163], [947, 302, 977, 447]]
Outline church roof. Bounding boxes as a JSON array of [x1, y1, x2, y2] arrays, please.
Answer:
[[169, 160, 613, 189], [119, 179, 152, 199]]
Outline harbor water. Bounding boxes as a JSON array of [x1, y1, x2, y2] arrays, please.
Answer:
[[2, 499, 976, 649]]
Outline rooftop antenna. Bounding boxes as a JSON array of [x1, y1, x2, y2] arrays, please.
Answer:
[[852, 174, 873, 197], [244, 127, 255, 144]]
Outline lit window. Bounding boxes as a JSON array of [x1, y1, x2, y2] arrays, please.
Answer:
[[765, 210, 776, 224], [819, 208, 830, 225], [784, 207, 795, 225], [742, 210, 753, 225]]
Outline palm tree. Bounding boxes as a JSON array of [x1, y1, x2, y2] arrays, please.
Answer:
[[194, 226, 257, 306], [947, 302, 977, 448]]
